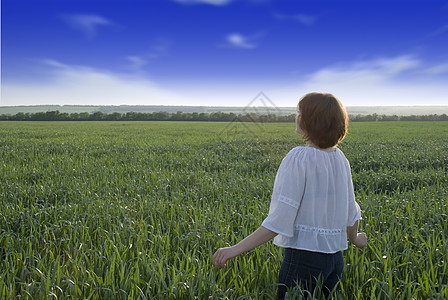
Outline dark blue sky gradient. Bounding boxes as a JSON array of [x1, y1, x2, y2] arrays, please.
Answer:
[[2, 0, 448, 105]]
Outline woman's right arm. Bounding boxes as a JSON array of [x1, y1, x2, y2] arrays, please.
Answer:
[[213, 226, 277, 268], [347, 220, 368, 248]]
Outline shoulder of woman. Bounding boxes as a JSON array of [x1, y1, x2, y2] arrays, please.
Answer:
[[335, 148, 353, 169], [335, 148, 349, 160], [286, 146, 306, 155], [283, 146, 309, 162]]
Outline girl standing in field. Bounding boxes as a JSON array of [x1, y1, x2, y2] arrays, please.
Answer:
[[213, 92, 368, 299]]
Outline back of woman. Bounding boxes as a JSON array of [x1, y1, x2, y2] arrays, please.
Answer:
[[265, 146, 361, 255], [213, 92, 368, 299]]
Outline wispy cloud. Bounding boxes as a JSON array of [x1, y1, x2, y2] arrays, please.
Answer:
[[425, 62, 448, 75], [223, 33, 258, 49], [126, 56, 149, 73], [307, 55, 420, 85], [273, 13, 318, 26], [1, 60, 189, 106], [125, 39, 171, 72], [171, 0, 232, 6], [3, 55, 448, 107], [61, 14, 114, 39], [290, 55, 448, 106], [431, 24, 448, 36], [147, 39, 171, 59]]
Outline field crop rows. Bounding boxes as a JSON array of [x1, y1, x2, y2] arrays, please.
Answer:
[[0, 121, 447, 299]]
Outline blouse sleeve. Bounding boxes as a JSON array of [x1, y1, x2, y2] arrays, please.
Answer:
[[346, 163, 362, 226], [261, 149, 305, 237]]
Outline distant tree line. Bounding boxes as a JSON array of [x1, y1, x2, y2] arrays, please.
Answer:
[[0, 110, 295, 122], [0, 110, 447, 122], [349, 113, 448, 122]]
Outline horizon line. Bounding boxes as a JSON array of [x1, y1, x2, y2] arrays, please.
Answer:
[[2, 104, 448, 108]]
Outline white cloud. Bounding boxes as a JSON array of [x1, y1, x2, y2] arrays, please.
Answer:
[[425, 62, 448, 75], [293, 14, 317, 26], [224, 33, 257, 49], [431, 24, 448, 36], [171, 0, 232, 6], [1, 60, 192, 106], [2, 56, 447, 107], [61, 14, 114, 39], [124, 40, 171, 72], [126, 56, 149, 73], [146, 39, 171, 59], [289, 55, 448, 106], [307, 55, 420, 86], [274, 13, 317, 26]]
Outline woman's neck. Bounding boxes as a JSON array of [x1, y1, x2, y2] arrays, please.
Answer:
[[305, 141, 336, 152]]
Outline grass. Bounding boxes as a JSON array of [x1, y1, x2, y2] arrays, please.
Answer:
[[0, 121, 447, 299]]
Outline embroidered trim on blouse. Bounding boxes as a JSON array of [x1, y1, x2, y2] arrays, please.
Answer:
[[278, 195, 300, 209], [294, 224, 344, 235]]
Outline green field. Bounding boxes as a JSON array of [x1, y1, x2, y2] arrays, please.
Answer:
[[1, 121, 447, 299]]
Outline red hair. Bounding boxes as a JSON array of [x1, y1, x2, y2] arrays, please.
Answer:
[[297, 92, 348, 148]]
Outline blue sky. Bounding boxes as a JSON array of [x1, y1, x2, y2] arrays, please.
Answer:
[[1, 0, 448, 107]]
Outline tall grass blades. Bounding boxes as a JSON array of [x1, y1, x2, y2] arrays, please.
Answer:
[[0, 121, 447, 299]]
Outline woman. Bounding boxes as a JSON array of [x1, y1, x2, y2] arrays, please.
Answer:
[[213, 92, 368, 299]]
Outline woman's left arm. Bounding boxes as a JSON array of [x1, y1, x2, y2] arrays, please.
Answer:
[[213, 226, 278, 268]]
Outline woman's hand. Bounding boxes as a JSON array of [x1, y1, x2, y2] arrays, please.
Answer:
[[353, 232, 368, 249], [347, 221, 368, 249], [213, 226, 277, 268], [213, 246, 239, 268]]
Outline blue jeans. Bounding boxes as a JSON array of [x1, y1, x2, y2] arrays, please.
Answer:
[[277, 248, 344, 299]]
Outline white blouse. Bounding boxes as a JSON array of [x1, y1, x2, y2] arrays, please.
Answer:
[[261, 146, 361, 253]]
